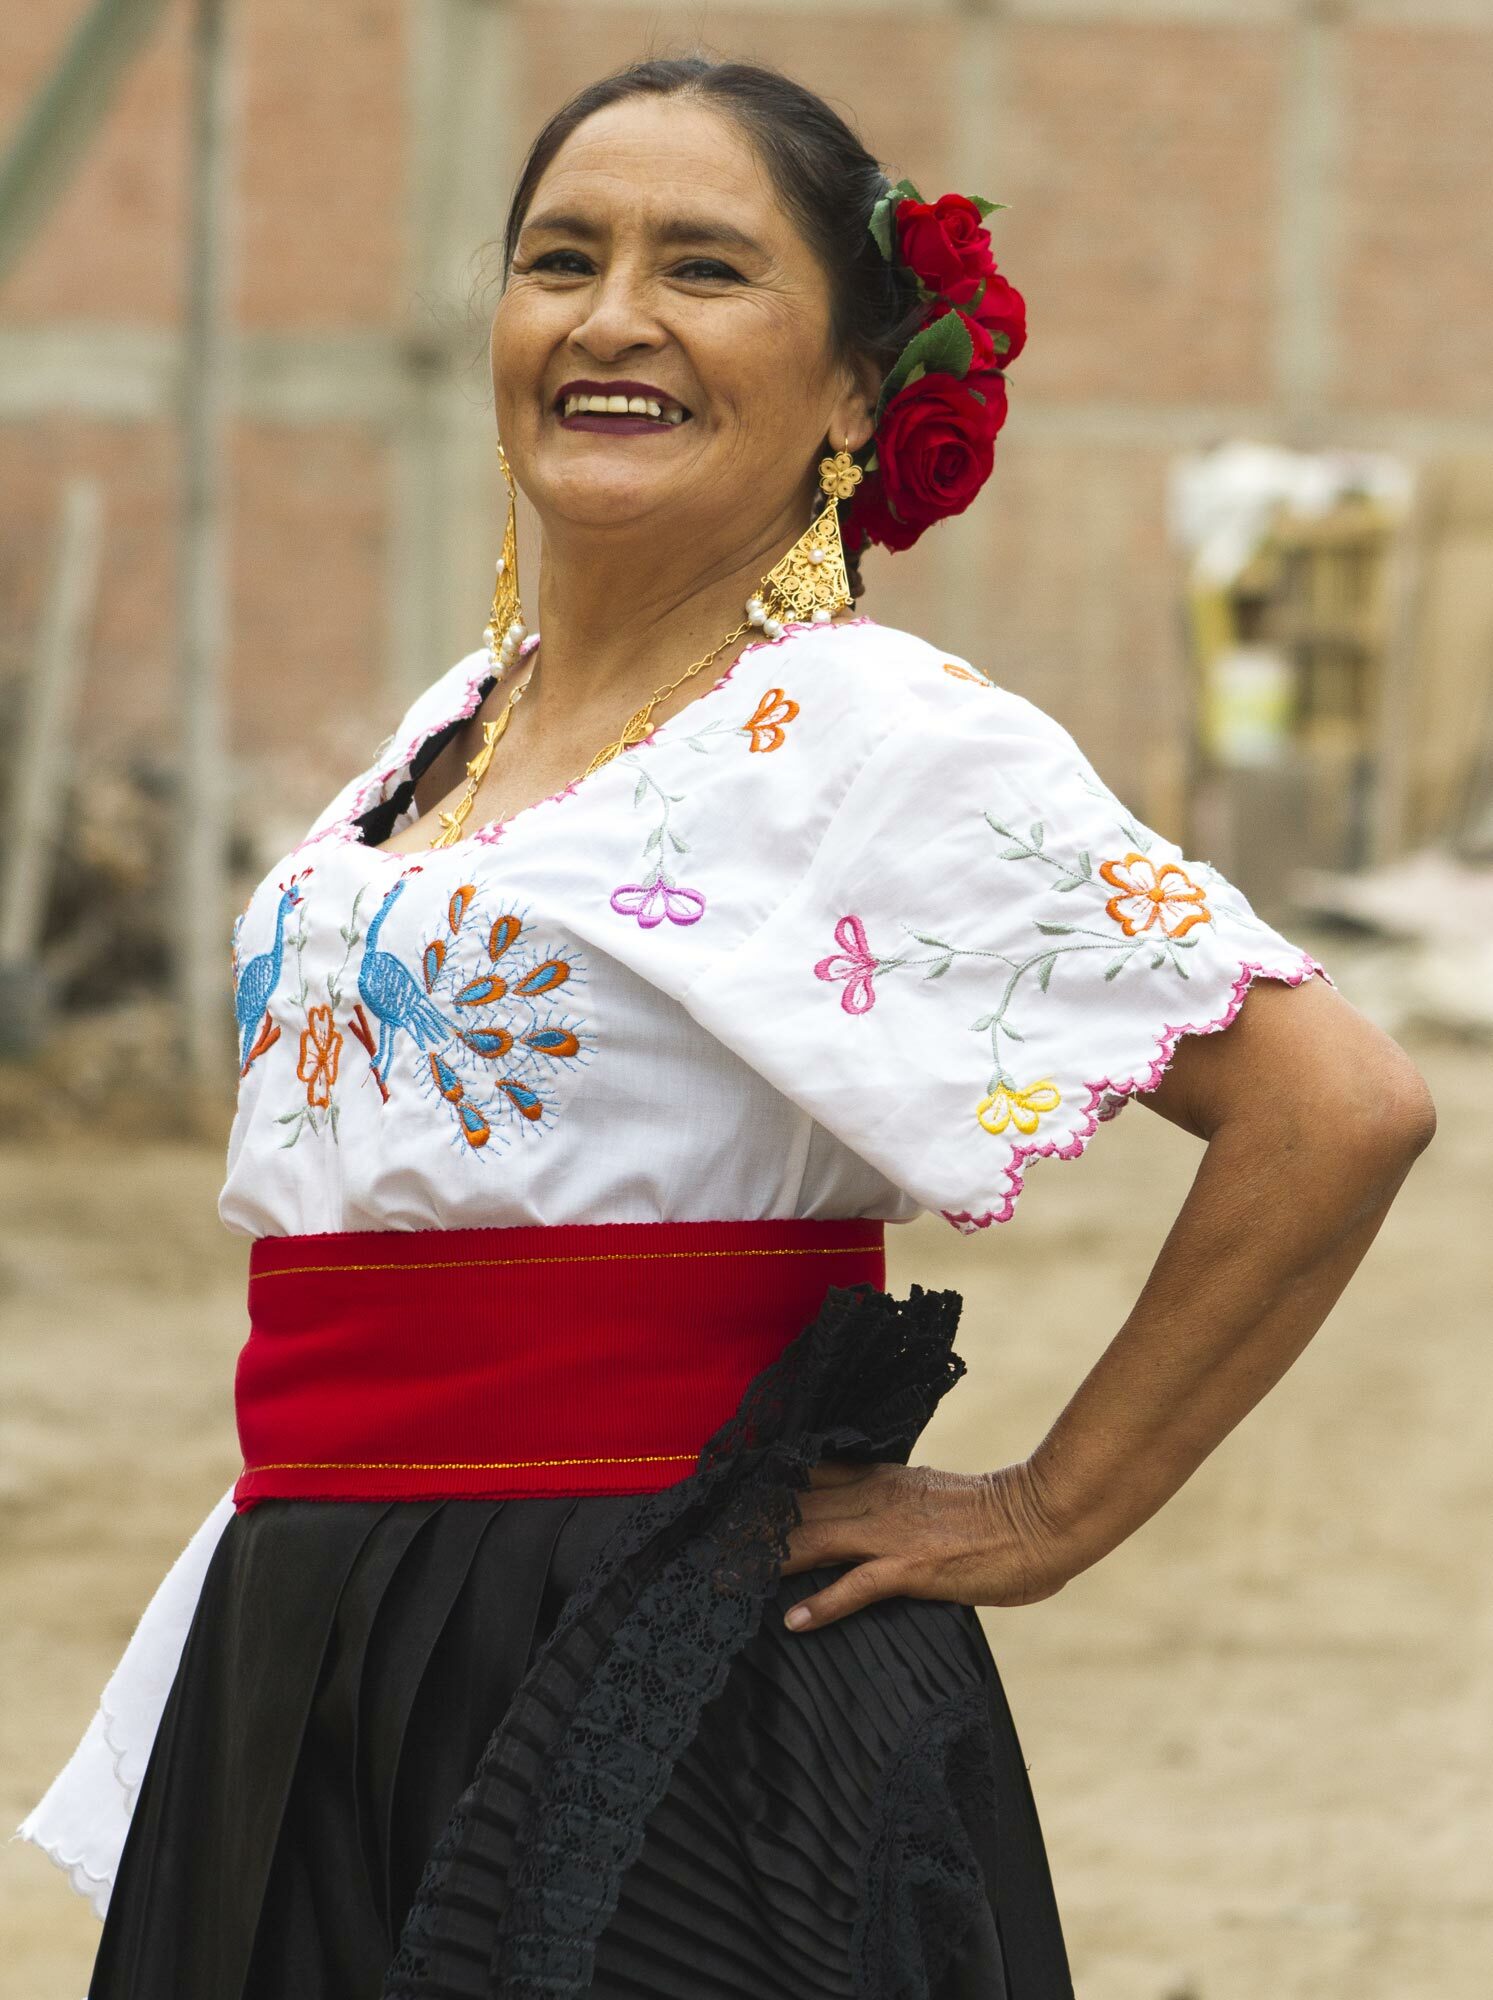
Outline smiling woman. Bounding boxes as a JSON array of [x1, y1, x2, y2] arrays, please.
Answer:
[[22, 52, 1435, 2000]]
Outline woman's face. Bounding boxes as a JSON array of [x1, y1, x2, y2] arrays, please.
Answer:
[[490, 96, 872, 553]]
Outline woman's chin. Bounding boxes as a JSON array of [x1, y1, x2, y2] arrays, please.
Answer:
[[528, 460, 690, 533]]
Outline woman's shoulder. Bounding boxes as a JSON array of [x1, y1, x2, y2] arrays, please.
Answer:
[[806, 616, 1087, 771], [297, 647, 493, 847]]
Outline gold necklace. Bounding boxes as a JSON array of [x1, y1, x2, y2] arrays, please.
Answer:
[[428, 623, 749, 849], [426, 443, 862, 850], [429, 655, 538, 847]]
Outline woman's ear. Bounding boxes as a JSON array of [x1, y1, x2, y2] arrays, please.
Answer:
[[831, 353, 881, 457]]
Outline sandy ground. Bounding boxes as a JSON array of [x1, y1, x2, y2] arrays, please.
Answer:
[[1, 1032, 1489, 1999]]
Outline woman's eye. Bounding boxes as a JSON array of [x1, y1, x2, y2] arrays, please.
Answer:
[[530, 250, 593, 276], [674, 258, 745, 284]]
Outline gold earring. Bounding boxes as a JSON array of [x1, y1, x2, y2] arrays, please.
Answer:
[[483, 437, 527, 674], [747, 438, 861, 637]]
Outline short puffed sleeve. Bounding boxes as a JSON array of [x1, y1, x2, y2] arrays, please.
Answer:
[[679, 646, 1325, 1231]]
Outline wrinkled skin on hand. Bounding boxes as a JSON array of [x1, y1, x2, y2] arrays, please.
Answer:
[[778, 1456, 1073, 1633]]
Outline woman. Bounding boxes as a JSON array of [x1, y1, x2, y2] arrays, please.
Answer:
[[23, 56, 1433, 2000]]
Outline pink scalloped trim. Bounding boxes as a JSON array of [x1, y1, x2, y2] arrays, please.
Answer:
[[303, 616, 878, 857], [940, 955, 1330, 1233]]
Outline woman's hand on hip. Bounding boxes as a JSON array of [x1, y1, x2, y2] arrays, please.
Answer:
[[778, 1457, 1074, 1634]]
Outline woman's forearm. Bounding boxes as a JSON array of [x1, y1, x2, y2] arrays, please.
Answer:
[[1021, 1088, 1434, 1580]]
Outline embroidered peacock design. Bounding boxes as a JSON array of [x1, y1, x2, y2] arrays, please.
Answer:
[[345, 872, 587, 1149], [357, 875, 452, 1089], [234, 874, 306, 1075]]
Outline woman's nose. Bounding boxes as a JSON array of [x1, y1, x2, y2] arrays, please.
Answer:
[[566, 269, 666, 363]]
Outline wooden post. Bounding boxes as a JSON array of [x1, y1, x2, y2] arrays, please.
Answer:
[[0, 0, 169, 289], [0, 478, 103, 1056], [176, 0, 237, 1107], [392, 0, 518, 705]]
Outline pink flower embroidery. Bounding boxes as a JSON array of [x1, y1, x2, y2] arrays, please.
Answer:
[[814, 913, 880, 1014], [610, 878, 706, 929]]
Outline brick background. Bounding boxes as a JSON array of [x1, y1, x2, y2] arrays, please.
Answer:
[[2, 0, 1491, 824]]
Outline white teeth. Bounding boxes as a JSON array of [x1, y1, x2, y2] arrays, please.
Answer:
[[559, 391, 688, 422]]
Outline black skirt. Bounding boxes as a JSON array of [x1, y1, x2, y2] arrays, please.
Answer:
[[89, 1281, 1073, 2000]]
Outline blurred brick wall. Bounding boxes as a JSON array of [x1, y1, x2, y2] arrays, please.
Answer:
[[2, 0, 1490, 830]]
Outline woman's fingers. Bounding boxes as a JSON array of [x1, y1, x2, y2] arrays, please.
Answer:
[[778, 1461, 1080, 1629], [782, 1558, 909, 1632]]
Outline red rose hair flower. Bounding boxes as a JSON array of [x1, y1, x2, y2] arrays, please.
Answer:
[[846, 177, 1026, 557], [895, 193, 994, 306]]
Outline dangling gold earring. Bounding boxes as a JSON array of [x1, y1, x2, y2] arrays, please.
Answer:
[[746, 438, 862, 638], [482, 437, 528, 674]]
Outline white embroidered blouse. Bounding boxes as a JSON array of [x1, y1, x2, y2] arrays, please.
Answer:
[[20, 615, 1323, 1911]]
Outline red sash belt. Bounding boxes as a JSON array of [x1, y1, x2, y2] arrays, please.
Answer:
[[233, 1218, 885, 1509]]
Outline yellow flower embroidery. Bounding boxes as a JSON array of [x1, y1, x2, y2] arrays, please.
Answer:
[[1098, 852, 1211, 940], [976, 1079, 1061, 1137], [296, 1004, 343, 1109], [942, 661, 994, 688]]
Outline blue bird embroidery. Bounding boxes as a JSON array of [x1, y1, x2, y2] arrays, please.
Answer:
[[357, 876, 453, 1090], [234, 877, 305, 1076]]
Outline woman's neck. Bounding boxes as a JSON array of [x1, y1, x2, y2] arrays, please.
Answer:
[[528, 501, 807, 714]]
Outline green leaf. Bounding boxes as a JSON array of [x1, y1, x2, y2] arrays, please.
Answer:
[[1037, 955, 1057, 992], [890, 176, 924, 205], [971, 1013, 995, 1032], [1103, 957, 1130, 981], [1055, 877, 1081, 892], [1029, 820, 1045, 848], [1150, 951, 1167, 969], [1002, 1023, 1025, 1042], [999, 845, 1030, 861], [985, 815, 1015, 838], [970, 195, 1005, 219], [1034, 920, 1072, 935], [867, 192, 899, 263], [644, 825, 662, 853], [875, 312, 975, 422], [633, 772, 648, 805], [924, 960, 951, 980], [908, 929, 950, 949], [669, 830, 688, 852], [1077, 851, 1092, 877]]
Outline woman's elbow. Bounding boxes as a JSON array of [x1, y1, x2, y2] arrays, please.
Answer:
[[1334, 1033, 1437, 1180]]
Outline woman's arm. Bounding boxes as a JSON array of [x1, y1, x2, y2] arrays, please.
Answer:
[[780, 976, 1437, 1630]]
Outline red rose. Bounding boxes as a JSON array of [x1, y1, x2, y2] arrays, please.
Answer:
[[919, 307, 1012, 435], [896, 194, 994, 305], [848, 372, 997, 553], [970, 268, 1026, 367]]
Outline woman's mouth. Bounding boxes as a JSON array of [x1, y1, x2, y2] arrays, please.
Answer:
[[553, 381, 691, 434]]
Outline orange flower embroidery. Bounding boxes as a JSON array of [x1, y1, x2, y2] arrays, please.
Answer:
[[1098, 852, 1212, 940], [296, 1004, 343, 1108], [942, 661, 993, 688], [743, 688, 800, 753], [977, 1079, 1061, 1138]]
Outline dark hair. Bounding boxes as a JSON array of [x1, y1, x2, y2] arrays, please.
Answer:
[[500, 56, 924, 598]]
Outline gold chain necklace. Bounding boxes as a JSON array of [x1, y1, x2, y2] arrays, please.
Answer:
[[429, 621, 750, 849], [427, 442, 862, 850]]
